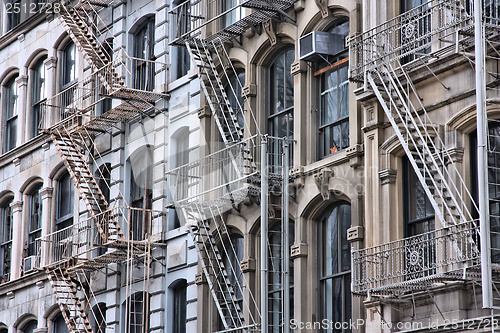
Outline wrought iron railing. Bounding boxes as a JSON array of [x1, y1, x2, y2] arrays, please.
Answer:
[[352, 221, 480, 295], [349, 0, 475, 81]]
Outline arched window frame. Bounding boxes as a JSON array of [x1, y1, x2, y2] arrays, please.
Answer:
[[3, 74, 19, 153], [0, 194, 14, 283]]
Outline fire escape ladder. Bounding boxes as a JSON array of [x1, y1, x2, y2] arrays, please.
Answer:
[[187, 41, 244, 145], [58, 5, 123, 93], [50, 128, 125, 244], [367, 62, 478, 251], [47, 267, 93, 333], [187, 204, 246, 331]]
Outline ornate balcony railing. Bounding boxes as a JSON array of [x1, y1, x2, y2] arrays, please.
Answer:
[[349, 0, 475, 82], [352, 221, 480, 296]]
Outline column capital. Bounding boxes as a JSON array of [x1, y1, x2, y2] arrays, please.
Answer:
[[44, 56, 57, 70], [40, 187, 54, 200], [15, 75, 28, 87], [9, 200, 23, 213]]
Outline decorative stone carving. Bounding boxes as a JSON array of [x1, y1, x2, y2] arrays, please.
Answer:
[[379, 169, 397, 185], [290, 243, 308, 259], [263, 19, 277, 46], [241, 258, 256, 273], [314, 168, 334, 201], [315, 0, 329, 18], [347, 226, 364, 242], [195, 272, 207, 285]]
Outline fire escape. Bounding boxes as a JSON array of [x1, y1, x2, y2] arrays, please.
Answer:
[[349, 0, 500, 305], [33, 0, 165, 332], [168, 0, 294, 331]]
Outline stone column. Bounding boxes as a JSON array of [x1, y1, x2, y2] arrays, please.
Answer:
[[10, 201, 23, 280], [291, 60, 308, 167], [40, 187, 53, 267], [43, 57, 57, 129], [15, 75, 28, 147]]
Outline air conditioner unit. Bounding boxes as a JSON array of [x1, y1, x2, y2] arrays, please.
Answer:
[[299, 31, 345, 62], [23, 256, 39, 273]]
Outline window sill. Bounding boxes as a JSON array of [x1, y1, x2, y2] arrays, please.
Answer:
[[0, 12, 47, 48], [168, 67, 197, 92]]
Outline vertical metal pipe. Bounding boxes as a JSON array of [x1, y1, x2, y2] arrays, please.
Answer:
[[475, 0, 493, 309], [283, 140, 290, 333], [261, 137, 268, 333]]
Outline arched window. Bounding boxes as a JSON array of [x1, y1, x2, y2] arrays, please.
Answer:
[[22, 320, 38, 333], [133, 18, 155, 91], [171, 280, 187, 333], [317, 18, 349, 159], [52, 314, 68, 333], [130, 148, 153, 240], [268, 49, 294, 167], [91, 303, 107, 333], [268, 220, 294, 331], [224, 71, 245, 133], [3, 75, 19, 153], [62, 42, 77, 90], [126, 292, 150, 333], [319, 202, 351, 333], [0, 195, 13, 283], [27, 184, 43, 257], [31, 57, 47, 138], [57, 172, 74, 231]]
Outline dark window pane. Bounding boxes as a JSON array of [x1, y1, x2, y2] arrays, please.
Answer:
[[173, 282, 187, 333], [62, 43, 76, 88]]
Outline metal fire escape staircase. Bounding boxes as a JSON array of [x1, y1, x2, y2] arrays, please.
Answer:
[[38, 0, 165, 332], [348, 0, 484, 297], [168, 1, 294, 331]]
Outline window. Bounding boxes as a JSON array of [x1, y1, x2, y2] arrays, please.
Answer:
[[0, 197, 13, 283], [62, 42, 77, 89], [400, 0, 431, 63], [224, 71, 245, 135], [172, 0, 190, 79], [471, 123, 500, 263], [134, 19, 155, 91], [317, 20, 349, 159], [95, 164, 111, 256], [402, 157, 436, 279], [172, 131, 190, 229], [31, 58, 47, 138], [268, 220, 294, 332], [268, 49, 294, 167], [91, 303, 107, 333], [130, 149, 153, 240], [27, 185, 42, 257], [3, 75, 19, 153], [319, 203, 351, 333], [172, 280, 187, 333], [6, 0, 21, 31], [222, 0, 242, 27], [53, 314, 67, 333], [126, 292, 150, 333], [217, 234, 244, 330], [97, 40, 113, 116], [23, 320, 38, 333], [57, 172, 74, 231]]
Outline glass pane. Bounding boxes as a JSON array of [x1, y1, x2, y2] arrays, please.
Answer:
[[323, 206, 338, 276], [284, 49, 294, 110], [33, 59, 47, 103], [339, 204, 351, 272], [339, 65, 349, 118], [341, 120, 349, 150], [6, 118, 17, 152], [270, 56, 285, 115], [58, 173, 74, 219], [63, 43, 76, 86], [173, 284, 186, 333], [5, 77, 18, 119]]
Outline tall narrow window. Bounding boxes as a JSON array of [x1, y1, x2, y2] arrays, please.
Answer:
[[6, 0, 21, 31], [268, 49, 294, 167], [225, 71, 245, 135], [402, 157, 436, 279], [57, 172, 74, 231], [95, 164, 111, 256], [27, 185, 42, 257], [23, 321, 38, 333], [130, 149, 153, 240], [97, 40, 113, 116], [172, 280, 187, 333], [134, 19, 155, 91], [91, 303, 107, 333], [172, 0, 190, 79], [61, 42, 77, 110], [172, 131, 190, 229], [126, 292, 150, 333], [4, 76, 19, 153], [0, 197, 13, 283], [53, 314, 68, 333], [31, 58, 47, 138], [319, 203, 351, 333], [268, 220, 294, 331], [222, 0, 242, 28], [317, 19, 349, 159]]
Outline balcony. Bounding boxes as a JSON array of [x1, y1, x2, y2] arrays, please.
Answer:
[[352, 221, 481, 296], [348, 0, 478, 82]]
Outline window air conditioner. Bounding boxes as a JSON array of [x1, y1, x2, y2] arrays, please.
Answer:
[[299, 31, 345, 62], [23, 255, 39, 273]]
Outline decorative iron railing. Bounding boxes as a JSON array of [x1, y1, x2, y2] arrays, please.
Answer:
[[352, 221, 480, 295], [349, 0, 475, 81]]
